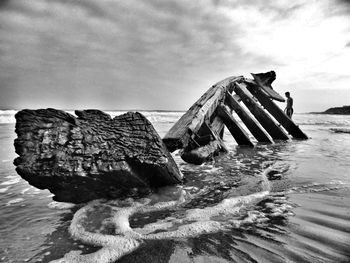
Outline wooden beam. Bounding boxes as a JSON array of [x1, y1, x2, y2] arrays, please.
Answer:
[[246, 83, 308, 139], [163, 76, 243, 152], [217, 104, 254, 147], [225, 92, 274, 143], [250, 72, 285, 102], [194, 121, 228, 151], [210, 115, 225, 139], [202, 121, 228, 152], [233, 82, 290, 141], [180, 140, 225, 165]]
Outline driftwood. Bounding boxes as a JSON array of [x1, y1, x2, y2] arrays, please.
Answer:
[[14, 109, 182, 203]]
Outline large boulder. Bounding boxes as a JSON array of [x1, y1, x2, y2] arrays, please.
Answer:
[[14, 109, 182, 203]]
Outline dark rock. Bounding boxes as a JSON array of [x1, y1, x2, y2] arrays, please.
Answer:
[[330, 128, 350, 134], [323, 106, 350, 115], [14, 109, 182, 203]]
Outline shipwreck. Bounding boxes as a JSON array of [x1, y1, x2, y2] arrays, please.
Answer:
[[164, 71, 308, 164]]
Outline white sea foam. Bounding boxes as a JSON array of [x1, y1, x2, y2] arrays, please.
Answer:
[[48, 201, 76, 210], [0, 186, 10, 193], [49, 168, 275, 262], [5, 175, 17, 179], [0, 110, 17, 124], [286, 181, 349, 194], [1, 177, 20, 185], [185, 191, 269, 222], [21, 188, 30, 194], [6, 198, 24, 206], [51, 187, 270, 263], [202, 167, 222, 173]]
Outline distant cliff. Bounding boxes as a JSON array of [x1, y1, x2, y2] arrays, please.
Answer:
[[321, 106, 350, 115]]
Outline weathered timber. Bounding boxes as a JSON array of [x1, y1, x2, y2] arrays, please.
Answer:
[[225, 92, 274, 143], [210, 115, 225, 138], [245, 82, 308, 139], [163, 76, 244, 152], [233, 82, 290, 141], [251, 71, 285, 102], [180, 121, 227, 164], [217, 104, 254, 147], [194, 116, 224, 146], [14, 109, 182, 203], [202, 122, 228, 152], [180, 140, 225, 165]]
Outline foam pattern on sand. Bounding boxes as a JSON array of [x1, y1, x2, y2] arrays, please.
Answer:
[[48, 201, 76, 210], [50, 187, 271, 263], [286, 181, 349, 194]]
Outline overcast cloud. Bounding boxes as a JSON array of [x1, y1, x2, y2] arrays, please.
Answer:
[[0, 0, 350, 112]]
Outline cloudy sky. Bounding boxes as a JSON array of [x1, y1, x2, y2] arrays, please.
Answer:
[[1, 0, 350, 112]]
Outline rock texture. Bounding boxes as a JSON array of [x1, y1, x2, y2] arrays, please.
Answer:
[[14, 109, 182, 203]]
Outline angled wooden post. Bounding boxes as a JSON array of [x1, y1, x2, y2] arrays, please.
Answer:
[[245, 81, 308, 140], [210, 115, 225, 139], [233, 82, 290, 141], [225, 92, 274, 143], [196, 121, 228, 152], [217, 104, 254, 147]]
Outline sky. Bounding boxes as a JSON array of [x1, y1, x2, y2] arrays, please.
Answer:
[[0, 0, 350, 112]]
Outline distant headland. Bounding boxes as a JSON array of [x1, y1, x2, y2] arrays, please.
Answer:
[[312, 106, 350, 115]]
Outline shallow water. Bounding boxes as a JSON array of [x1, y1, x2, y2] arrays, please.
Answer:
[[0, 112, 349, 263]]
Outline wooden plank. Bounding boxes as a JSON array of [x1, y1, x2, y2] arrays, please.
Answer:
[[188, 76, 244, 133], [246, 83, 308, 139], [217, 104, 254, 147], [194, 120, 227, 152], [210, 115, 225, 138], [250, 72, 285, 102], [225, 92, 274, 143], [163, 76, 243, 152], [232, 94, 241, 102], [233, 82, 290, 141], [202, 122, 228, 152]]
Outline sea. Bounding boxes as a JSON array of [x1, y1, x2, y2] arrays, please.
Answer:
[[0, 110, 349, 263]]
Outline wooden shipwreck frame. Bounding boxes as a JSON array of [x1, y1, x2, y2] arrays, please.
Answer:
[[163, 71, 308, 164]]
